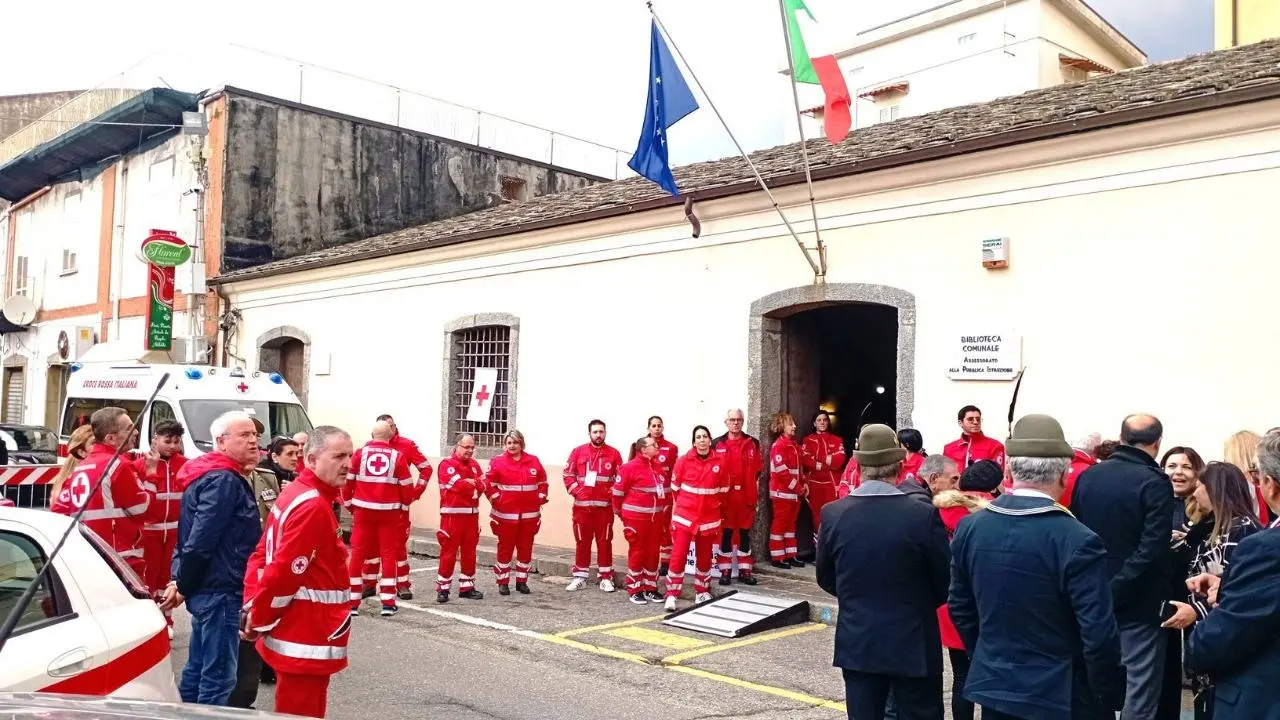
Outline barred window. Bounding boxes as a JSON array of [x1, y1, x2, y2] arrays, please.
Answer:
[[450, 325, 513, 451]]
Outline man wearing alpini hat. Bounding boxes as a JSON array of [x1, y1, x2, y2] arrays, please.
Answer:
[[816, 424, 950, 720], [948, 414, 1125, 720]]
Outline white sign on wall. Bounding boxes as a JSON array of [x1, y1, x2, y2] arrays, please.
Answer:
[[465, 367, 500, 423], [946, 330, 1022, 381]]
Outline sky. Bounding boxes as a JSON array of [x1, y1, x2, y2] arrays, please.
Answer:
[[0, 0, 1212, 178]]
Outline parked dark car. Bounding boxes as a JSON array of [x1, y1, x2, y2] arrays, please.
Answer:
[[0, 424, 58, 465]]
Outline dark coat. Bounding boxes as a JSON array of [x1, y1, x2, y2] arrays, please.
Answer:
[[172, 467, 262, 598], [1185, 523, 1280, 720], [1070, 445, 1176, 623], [949, 493, 1124, 720], [897, 476, 932, 506], [816, 480, 950, 677]]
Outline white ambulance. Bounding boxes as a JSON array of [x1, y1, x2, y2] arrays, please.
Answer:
[[58, 362, 313, 457]]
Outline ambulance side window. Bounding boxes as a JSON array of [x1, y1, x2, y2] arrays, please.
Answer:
[[60, 398, 145, 436], [149, 402, 177, 438], [0, 530, 70, 634]]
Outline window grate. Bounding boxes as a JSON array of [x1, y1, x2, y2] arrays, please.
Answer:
[[450, 325, 512, 449]]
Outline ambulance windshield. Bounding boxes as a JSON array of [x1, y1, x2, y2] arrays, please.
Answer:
[[181, 400, 313, 451]]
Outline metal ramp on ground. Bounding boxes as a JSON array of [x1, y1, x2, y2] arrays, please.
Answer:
[[662, 590, 810, 638]]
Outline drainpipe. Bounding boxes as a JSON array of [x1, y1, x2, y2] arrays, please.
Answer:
[[112, 165, 128, 340], [215, 285, 231, 367]]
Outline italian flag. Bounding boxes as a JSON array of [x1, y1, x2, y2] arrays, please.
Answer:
[[783, 0, 852, 144]]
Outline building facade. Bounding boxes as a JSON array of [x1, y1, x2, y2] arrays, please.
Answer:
[[796, 0, 1144, 136], [0, 87, 601, 429], [214, 39, 1280, 552], [1216, 0, 1280, 48]]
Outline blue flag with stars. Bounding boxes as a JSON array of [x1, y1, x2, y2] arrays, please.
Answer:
[[627, 20, 699, 196]]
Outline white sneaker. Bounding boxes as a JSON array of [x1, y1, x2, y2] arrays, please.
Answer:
[[695, 592, 712, 604], [599, 578, 616, 593], [565, 577, 588, 592], [167, 626, 174, 640], [663, 596, 677, 611]]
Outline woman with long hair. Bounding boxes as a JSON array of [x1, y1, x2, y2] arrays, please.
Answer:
[[664, 425, 728, 610], [49, 425, 94, 501], [767, 412, 804, 569], [1161, 445, 1206, 720], [1223, 430, 1271, 525], [615, 435, 669, 604], [1163, 446, 1207, 534], [800, 411, 846, 543], [1163, 462, 1262, 719], [631, 416, 678, 575]]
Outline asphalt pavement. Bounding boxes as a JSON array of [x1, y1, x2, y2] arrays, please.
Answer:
[[169, 555, 865, 719]]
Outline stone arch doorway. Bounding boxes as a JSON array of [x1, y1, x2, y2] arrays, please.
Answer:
[[257, 326, 311, 409], [746, 283, 916, 559]]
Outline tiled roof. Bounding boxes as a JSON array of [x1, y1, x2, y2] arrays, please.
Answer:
[[213, 39, 1280, 285]]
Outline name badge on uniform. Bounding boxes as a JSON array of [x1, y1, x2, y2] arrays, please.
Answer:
[[584, 471, 598, 487]]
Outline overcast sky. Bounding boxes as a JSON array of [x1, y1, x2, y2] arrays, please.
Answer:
[[0, 0, 1212, 176]]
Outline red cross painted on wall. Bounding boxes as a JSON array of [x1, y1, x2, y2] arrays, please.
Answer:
[[236, 382, 248, 393], [475, 385, 491, 407], [367, 453, 389, 475]]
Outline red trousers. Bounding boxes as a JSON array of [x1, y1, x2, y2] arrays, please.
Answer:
[[348, 511, 401, 609], [491, 516, 539, 586], [657, 505, 673, 566], [620, 514, 660, 595], [436, 513, 479, 593], [666, 526, 714, 597], [769, 498, 800, 562], [718, 528, 756, 577], [275, 672, 330, 718], [397, 511, 411, 591], [140, 531, 176, 593], [807, 481, 837, 538], [571, 507, 614, 580]]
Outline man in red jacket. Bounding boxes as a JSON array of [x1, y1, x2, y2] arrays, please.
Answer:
[[942, 405, 1006, 471], [343, 421, 413, 617], [135, 419, 188, 632], [51, 407, 150, 577], [563, 419, 622, 593], [243, 425, 353, 719], [374, 414, 431, 600], [712, 409, 762, 586], [435, 434, 485, 603]]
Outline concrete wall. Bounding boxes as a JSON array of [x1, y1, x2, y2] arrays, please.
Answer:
[[218, 92, 601, 272], [1037, 0, 1139, 87], [222, 98, 1280, 551], [1216, 0, 1280, 48], [0, 91, 86, 142]]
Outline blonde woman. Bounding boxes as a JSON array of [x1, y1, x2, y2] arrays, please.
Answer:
[[1223, 430, 1271, 525], [49, 425, 94, 502]]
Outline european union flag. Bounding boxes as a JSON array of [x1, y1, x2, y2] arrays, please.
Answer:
[[627, 20, 699, 196]]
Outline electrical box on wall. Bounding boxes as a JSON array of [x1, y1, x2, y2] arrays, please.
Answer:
[[982, 237, 1009, 269]]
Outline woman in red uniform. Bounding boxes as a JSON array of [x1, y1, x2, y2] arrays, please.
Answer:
[[664, 425, 728, 611], [483, 430, 548, 595], [768, 412, 804, 569], [615, 435, 668, 604], [801, 411, 845, 542]]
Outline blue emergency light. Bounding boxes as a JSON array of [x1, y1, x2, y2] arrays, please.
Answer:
[[185, 368, 204, 380], [69, 363, 83, 373], [269, 373, 284, 384]]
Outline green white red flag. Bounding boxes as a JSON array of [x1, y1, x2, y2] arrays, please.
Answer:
[[782, 0, 852, 144]]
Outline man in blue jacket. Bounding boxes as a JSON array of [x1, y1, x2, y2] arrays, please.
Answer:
[[949, 414, 1124, 720], [160, 411, 264, 706], [1185, 430, 1280, 719]]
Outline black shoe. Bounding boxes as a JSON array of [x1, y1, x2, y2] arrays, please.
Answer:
[[397, 589, 414, 600], [719, 574, 732, 586], [790, 559, 806, 568], [499, 584, 511, 596], [361, 587, 375, 599], [629, 593, 649, 605], [260, 666, 276, 684], [658, 563, 669, 577], [646, 591, 665, 603], [515, 582, 531, 595], [771, 561, 790, 569], [380, 604, 398, 617], [739, 573, 758, 586], [436, 591, 450, 604], [459, 589, 484, 600]]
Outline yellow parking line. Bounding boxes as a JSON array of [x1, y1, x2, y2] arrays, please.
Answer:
[[536, 633, 651, 665], [668, 665, 846, 712], [553, 613, 667, 638], [661, 622, 829, 665], [604, 626, 714, 650]]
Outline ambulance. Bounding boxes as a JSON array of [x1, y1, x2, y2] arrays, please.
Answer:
[[58, 362, 313, 457]]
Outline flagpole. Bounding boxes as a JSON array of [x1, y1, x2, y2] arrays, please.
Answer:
[[647, 3, 821, 278], [777, 0, 828, 279]]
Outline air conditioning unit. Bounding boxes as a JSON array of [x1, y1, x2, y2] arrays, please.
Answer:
[[73, 326, 96, 359], [169, 336, 211, 364]]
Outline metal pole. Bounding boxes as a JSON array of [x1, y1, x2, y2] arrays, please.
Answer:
[[475, 110, 482, 145], [776, 0, 828, 280], [395, 89, 402, 127], [298, 64, 304, 103], [648, 6, 820, 277], [549, 132, 556, 165]]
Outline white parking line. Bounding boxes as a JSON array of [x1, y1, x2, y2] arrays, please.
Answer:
[[408, 566, 438, 575]]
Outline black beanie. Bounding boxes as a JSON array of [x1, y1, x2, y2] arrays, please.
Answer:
[[960, 459, 1003, 493]]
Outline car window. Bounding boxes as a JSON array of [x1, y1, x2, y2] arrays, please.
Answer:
[[3, 427, 58, 452], [181, 400, 313, 451], [79, 525, 150, 600], [0, 531, 65, 631]]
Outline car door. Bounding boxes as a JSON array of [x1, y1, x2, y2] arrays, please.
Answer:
[[0, 525, 112, 694]]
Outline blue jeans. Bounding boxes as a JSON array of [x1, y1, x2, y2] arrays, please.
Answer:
[[179, 591, 241, 706]]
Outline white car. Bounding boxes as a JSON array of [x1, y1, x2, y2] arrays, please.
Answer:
[[0, 506, 179, 702]]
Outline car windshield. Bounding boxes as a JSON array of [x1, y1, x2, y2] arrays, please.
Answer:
[[180, 400, 313, 451], [0, 426, 58, 452]]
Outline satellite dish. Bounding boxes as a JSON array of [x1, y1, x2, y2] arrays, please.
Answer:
[[1, 295, 36, 327]]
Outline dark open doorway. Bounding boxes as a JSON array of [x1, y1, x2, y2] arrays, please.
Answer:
[[779, 303, 899, 557]]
